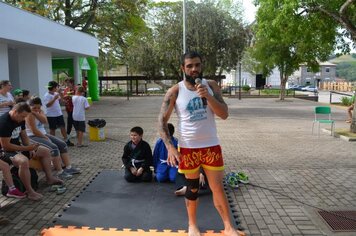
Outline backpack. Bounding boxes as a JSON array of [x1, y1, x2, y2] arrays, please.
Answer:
[[1, 166, 38, 196]]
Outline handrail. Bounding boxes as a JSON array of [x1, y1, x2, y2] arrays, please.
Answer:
[[329, 90, 352, 104]]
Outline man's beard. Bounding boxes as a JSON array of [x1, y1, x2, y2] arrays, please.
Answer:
[[184, 72, 203, 86]]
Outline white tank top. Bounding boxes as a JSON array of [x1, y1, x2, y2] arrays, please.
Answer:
[[26, 117, 47, 137], [175, 79, 219, 148]]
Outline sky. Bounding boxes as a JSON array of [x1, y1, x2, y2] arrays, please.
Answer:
[[153, 0, 257, 24]]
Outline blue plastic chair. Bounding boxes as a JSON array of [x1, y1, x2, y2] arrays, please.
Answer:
[[312, 106, 335, 137]]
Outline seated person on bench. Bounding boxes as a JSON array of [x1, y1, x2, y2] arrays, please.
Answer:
[[122, 126, 153, 182]]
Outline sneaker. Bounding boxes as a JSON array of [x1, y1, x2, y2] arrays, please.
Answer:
[[237, 171, 249, 184], [64, 167, 81, 175], [49, 185, 67, 195], [65, 140, 75, 146], [58, 171, 73, 180], [56, 186, 67, 195], [6, 188, 26, 199]]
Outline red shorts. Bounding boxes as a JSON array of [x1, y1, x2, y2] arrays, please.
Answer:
[[178, 145, 224, 174]]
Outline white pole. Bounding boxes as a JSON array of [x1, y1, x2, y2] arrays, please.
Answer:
[[183, 0, 186, 53]]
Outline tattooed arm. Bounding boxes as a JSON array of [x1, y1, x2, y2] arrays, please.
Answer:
[[158, 84, 180, 167], [205, 80, 229, 120]]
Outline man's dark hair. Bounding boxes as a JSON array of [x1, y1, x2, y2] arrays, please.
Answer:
[[0, 80, 10, 89], [22, 90, 30, 97], [180, 51, 202, 66], [130, 126, 144, 136], [28, 96, 42, 106], [167, 123, 175, 136], [13, 102, 31, 113], [47, 81, 58, 90]]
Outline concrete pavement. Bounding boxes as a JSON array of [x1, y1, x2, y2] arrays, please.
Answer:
[[0, 96, 355, 236]]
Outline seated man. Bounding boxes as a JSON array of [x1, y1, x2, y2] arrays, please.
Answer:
[[122, 126, 153, 182], [0, 102, 62, 200], [153, 123, 178, 183]]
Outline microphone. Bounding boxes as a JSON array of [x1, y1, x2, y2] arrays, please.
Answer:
[[195, 78, 207, 106]]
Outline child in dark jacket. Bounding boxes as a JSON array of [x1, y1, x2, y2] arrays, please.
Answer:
[[122, 126, 153, 182]]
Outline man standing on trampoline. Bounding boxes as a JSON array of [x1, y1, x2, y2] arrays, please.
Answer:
[[158, 51, 245, 236]]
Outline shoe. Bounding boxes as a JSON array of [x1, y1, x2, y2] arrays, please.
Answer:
[[77, 144, 88, 148], [49, 184, 63, 192], [49, 185, 67, 195], [56, 186, 67, 195], [237, 171, 249, 184], [6, 188, 26, 199], [64, 167, 81, 175], [58, 171, 73, 180], [65, 140, 75, 146]]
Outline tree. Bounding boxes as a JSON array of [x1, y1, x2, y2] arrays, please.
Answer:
[[253, 0, 356, 131], [4, 0, 148, 72], [252, 0, 336, 100], [125, 1, 247, 80]]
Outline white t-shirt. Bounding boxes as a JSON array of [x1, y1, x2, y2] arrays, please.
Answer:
[[0, 92, 14, 115], [72, 95, 89, 121], [43, 92, 62, 117]]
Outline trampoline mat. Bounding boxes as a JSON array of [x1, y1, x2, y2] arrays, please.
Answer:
[[54, 170, 237, 232]]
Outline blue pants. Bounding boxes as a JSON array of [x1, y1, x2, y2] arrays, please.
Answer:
[[155, 164, 177, 183]]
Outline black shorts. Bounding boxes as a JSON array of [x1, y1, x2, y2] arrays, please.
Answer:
[[0, 151, 30, 165], [73, 120, 86, 132], [47, 115, 65, 130]]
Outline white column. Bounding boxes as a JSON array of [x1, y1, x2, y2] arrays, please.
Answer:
[[18, 48, 52, 98], [0, 43, 9, 81], [73, 56, 81, 85]]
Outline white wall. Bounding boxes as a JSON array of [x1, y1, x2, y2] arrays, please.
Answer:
[[0, 43, 9, 81], [0, 2, 98, 57], [17, 48, 52, 97]]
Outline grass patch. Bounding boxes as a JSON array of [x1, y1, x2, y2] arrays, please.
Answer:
[[335, 129, 356, 137]]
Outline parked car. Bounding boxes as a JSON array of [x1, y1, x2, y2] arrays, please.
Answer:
[[291, 85, 305, 91], [302, 86, 318, 92], [147, 87, 160, 91]]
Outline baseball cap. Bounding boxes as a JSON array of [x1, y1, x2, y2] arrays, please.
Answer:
[[13, 89, 23, 96], [47, 81, 59, 89]]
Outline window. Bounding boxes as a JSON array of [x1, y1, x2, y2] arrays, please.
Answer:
[[325, 67, 330, 73]]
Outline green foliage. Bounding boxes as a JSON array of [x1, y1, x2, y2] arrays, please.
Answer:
[[336, 62, 356, 81], [124, 1, 247, 78], [4, 0, 149, 73], [340, 96, 354, 106], [101, 88, 125, 96], [251, 0, 355, 100], [242, 85, 251, 92]]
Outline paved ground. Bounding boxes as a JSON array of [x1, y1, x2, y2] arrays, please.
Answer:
[[0, 95, 355, 236]]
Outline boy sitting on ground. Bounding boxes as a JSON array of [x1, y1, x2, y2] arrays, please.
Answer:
[[122, 126, 153, 182]]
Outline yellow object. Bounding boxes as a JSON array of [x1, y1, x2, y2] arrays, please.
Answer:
[[89, 126, 105, 141], [87, 97, 92, 105], [29, 157, 43, 171], [41, 226, 227, 236]]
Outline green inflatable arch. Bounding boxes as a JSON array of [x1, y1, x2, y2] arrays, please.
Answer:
[[52, 57, 99, 101]]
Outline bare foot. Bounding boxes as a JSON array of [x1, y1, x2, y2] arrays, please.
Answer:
[[47, 177, 64, 185], [174, 186, 187, 196], [223, 229, 246, 236], [346, 119, 351, 123], [188, 225, 201, 236], [27, 191, 43, 201]]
